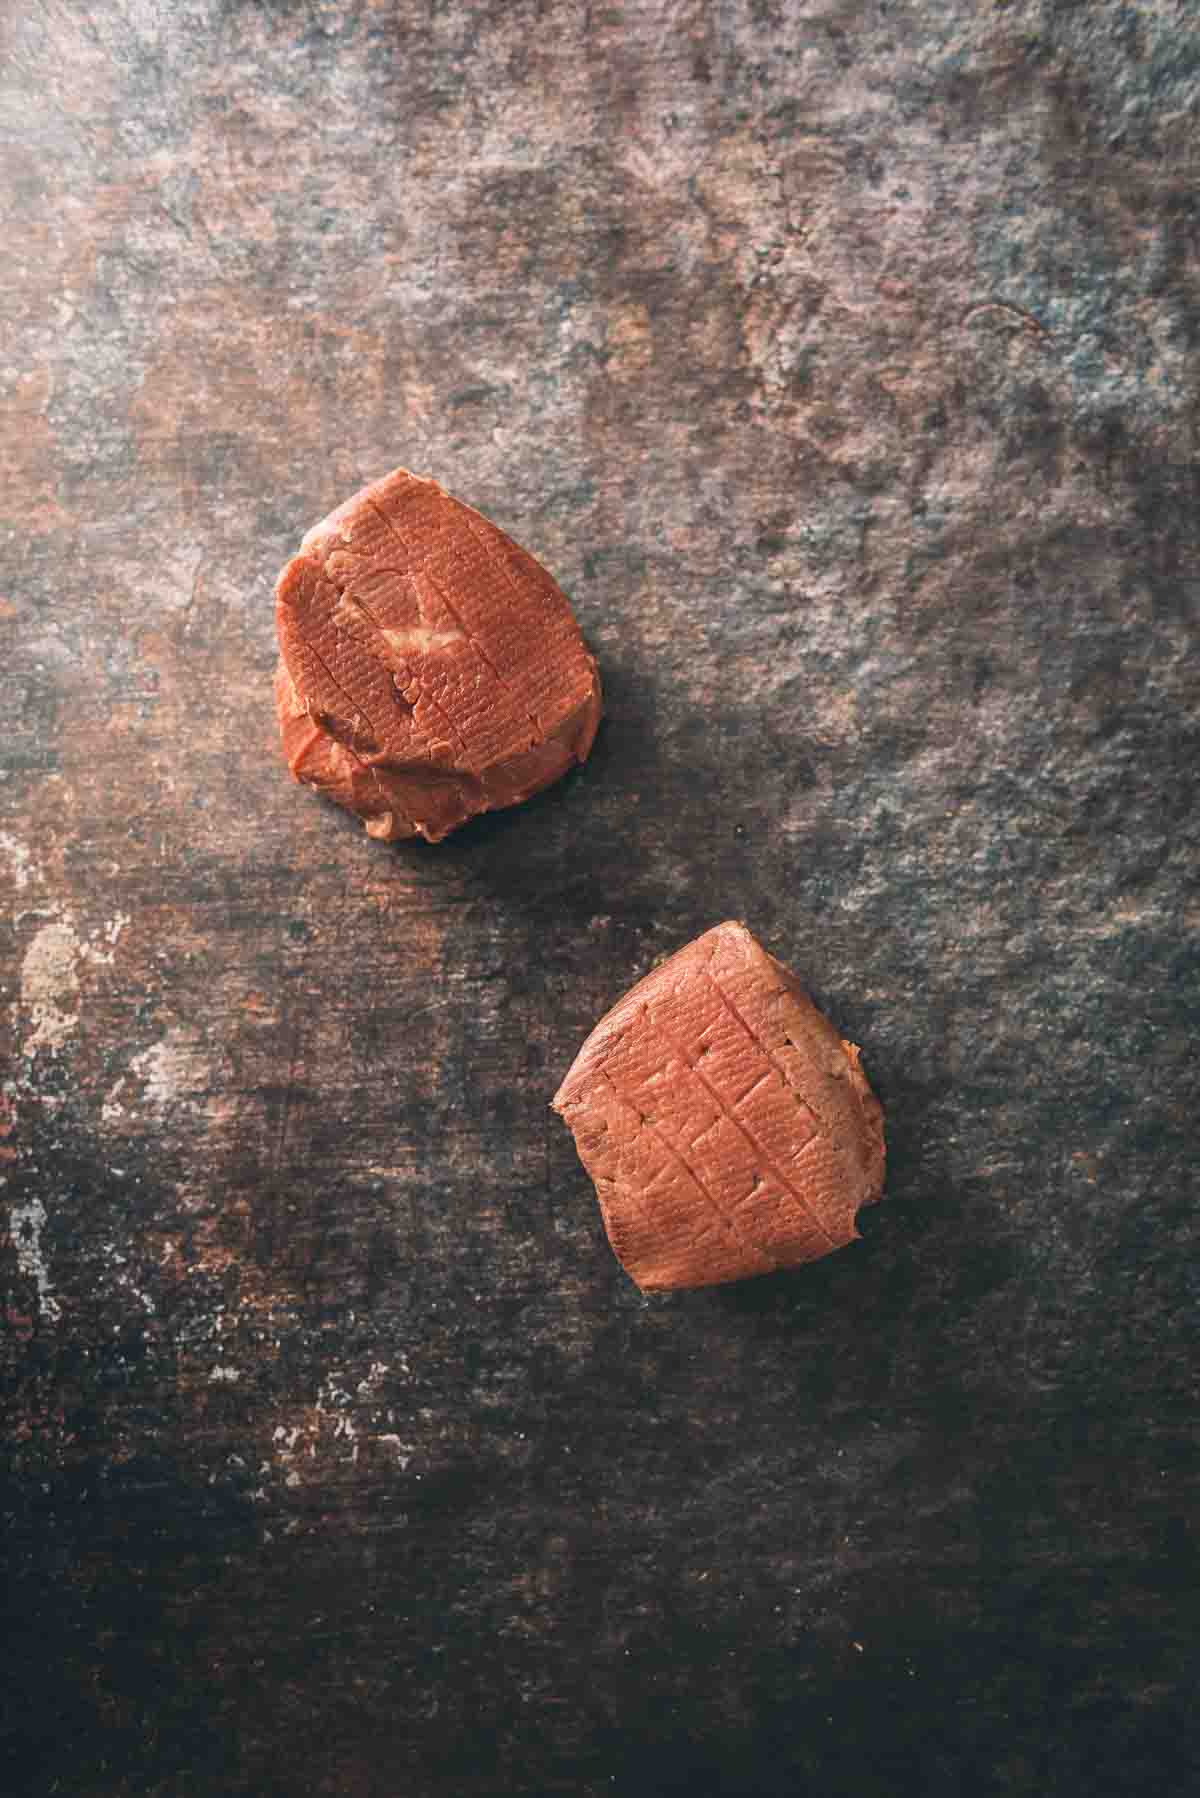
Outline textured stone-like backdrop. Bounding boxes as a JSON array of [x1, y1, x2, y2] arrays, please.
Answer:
[[2, 3, 1196, 1794]]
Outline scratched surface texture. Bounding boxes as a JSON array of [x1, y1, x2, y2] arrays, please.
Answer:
[[2, 2, 1197, 1795]]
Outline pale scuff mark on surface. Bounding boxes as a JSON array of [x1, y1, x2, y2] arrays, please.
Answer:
[[18, 918, 83, 1055], [102, 1025, 235, 1148], [128, 1028, 217, 1114], [89, 914, 130, 961], [99, 1240, 157, 1317], [0, 832, 36, 891], [131, 1037, 186, 1110], [15, 909, 130, 1058], [8, 1196, 61, 1324], [260, 1361, 416, 1493], [100, 1087, 128, 1126]]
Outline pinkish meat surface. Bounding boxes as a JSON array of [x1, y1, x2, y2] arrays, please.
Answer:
[[275, 468, 602, 841], [553, 922, 885, 1292]]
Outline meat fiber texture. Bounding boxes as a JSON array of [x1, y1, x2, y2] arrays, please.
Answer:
[[275, 469, 602, 842], [553, 922, 885, 1292]]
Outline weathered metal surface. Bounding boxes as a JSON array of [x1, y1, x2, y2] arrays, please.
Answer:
[[2, 2, 1196, 1793]]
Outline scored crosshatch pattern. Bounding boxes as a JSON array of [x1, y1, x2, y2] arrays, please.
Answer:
[[4, 0, 1197, 1789], [597, 1067, 775, 1290], [555, 923, 885, 1292], [294, 482, 529, 764], [327, 472, 587, 738], [371, 494, 518, 706], [275, 469, 602, 839], [639, 992, 834, 1265]]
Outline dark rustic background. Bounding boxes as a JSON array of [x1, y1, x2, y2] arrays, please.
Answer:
[[2, 2, 1197, 1794]]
